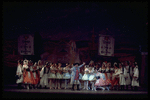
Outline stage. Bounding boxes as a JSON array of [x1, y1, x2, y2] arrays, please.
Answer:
[[3, 84, 148, 99]]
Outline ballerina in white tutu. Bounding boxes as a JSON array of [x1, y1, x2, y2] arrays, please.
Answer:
[[82, 65, 89, 90], [63, 63, 71, 89], [88, 67, 97, 91]]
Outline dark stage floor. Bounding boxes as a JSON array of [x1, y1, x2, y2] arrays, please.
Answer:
[[3, 84, 148, 99]]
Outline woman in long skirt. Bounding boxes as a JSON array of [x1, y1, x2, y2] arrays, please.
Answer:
[[22, 59, 33, 89], [124, 61, 132, 90], [105, 62, 112, 89], [111, 62, 120, 90], [55, 63, 63, 89], [48, 63, 57, 89], [40, 62, 50, 88], [31, 62, 40, 89], [36, 60, 44, 88], [16, 60, 23, 89], [118, 62, 126, 90], [131, 62, 139, 91]]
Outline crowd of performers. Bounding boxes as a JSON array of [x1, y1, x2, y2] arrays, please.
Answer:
[[16, 59, 139, 91]]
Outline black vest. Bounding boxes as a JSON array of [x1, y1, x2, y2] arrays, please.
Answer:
[[44, 67, 50, 74]]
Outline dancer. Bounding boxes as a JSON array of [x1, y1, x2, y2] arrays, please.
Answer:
[[39, 62, 50, 89], [31, 62, 40, 89], [70, 62, 85, 91], [88, 67, 97, 91], [118, 62, 126, 90], [131, 62, 139, 91], [63, 63, 71, 89], [82, 65, 89, 90], [16, 60, 23, 89], [48, 63, 57, 89], [95, 62, 110, 91], [124, 61, 131, 90], [111, 62, 120, 90], [22, 59, 32, 89], [88, 60, 95, 90], [37, 60, 44, 88], [106, 62, 111, 80], [56, 63, 63, 89], [105, 62, 111, 89]]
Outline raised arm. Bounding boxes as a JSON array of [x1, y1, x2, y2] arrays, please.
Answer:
[[78, 62, 85, 68]]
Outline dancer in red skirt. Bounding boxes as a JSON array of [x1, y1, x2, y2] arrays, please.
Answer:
[[95, 62, 111, 91], [22, 59, 33, 89], [111, 62, 120, 90], [31, 62, 40, 89]]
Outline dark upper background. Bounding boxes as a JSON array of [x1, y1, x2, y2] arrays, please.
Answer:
[[2, 2, 148, 50]]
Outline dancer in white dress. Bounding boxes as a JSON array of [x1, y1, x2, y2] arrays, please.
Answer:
[[40, 62, 50, 88], [63, 63, 71, 89], [16, 60, 23, 89], [88, 67, 97, 91], [131, 62, 139, 91], [118, 62, 126, 90], [124, 61, 132, 90], [82, 65, 89, 90]]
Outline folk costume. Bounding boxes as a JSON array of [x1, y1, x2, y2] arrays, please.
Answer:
[[48, 64, 57, 89], [124, 61, 132, 90], [22, 59, 33, 89], [95, 63, 111, 91], [131, 62, 139, 91], [40, 62, 50, 88], [31, 62, 40, 88], [16, 60, 23, 89], [111, 62, 120, 90], [70, 63, 85, 90], [118, 63, 126, 90]]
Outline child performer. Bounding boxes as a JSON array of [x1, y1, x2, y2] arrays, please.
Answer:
[[70, 62, 85, 90], [88, 67, 97, 91], [63, 63, 71, 89], [82, 65, 89, 90], [56, 63, 63, 89], [48, 63, 57, 89], [16, 60, 23, 89], [39, 62, 50, 89], [131, 62, 139, 91]]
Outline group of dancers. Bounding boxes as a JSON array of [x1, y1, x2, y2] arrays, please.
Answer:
[[16, 59, 139, 91]]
